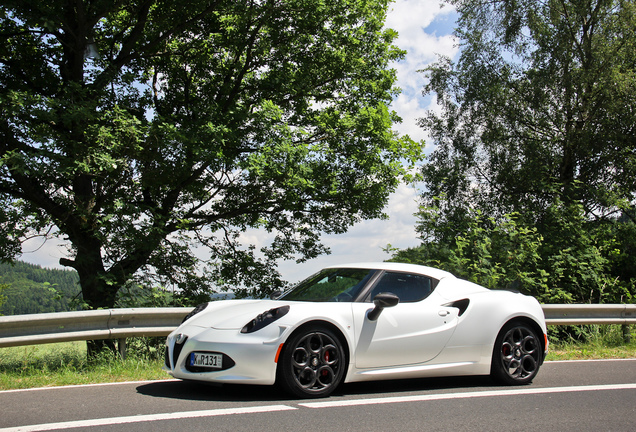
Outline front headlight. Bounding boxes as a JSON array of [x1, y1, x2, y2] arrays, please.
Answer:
[[241, 305, 290, 333]]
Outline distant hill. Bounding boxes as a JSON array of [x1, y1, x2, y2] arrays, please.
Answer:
[[0, 261, 82, 316]]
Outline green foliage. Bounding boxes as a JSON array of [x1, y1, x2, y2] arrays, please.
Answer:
[[411, 0, 636, 304], [392, 205, 634, 304], [114, 283, 183, 309], [392, 211, 550, 297], [0, 0, 420, 310], [548, 324, 634, 350], [0, 283, 7, 315], [0, 261, 82, 315]]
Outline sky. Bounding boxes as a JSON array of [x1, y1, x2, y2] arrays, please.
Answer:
[[19, 1, 460, 285]]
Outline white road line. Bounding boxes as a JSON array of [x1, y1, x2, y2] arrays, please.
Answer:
[[299, 383, 636, 408], [0, 405, 297, 432], [545, 358, 636, 363]]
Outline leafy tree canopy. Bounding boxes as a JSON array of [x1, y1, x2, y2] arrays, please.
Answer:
[[0, 0, 421, 308], [408, 0, 636, 303]]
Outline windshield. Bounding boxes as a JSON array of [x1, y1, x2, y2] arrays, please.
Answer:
[[280, 268, 376, 302]]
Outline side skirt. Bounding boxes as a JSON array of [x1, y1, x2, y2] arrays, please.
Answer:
[[345, 361, 489, 383]]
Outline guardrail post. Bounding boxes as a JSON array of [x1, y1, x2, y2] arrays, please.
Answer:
[[622, 325, 631, 344], [117, 338, 127, 360]]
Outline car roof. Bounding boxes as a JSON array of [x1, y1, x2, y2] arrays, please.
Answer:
[[325, 262, 456, 281]]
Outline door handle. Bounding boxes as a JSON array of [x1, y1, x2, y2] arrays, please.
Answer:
[[438, 310, 450, 317]]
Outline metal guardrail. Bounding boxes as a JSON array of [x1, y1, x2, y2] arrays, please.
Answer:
[[0, 304, 634, 349], [0, 307, 192, 348], [543, 304, 636, 326]]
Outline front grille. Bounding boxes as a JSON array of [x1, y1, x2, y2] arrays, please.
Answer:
[[171, 336, 188, 369], [164, 347, 170, 368]]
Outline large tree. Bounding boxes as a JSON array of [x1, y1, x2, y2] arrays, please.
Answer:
[[414, 0, 636, 302], [1, 0, 419, 309]]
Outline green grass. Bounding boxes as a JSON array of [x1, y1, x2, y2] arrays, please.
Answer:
[[546, 324, 636, 361], [0, 326, 634, 391], [0, 341, 168, 391]]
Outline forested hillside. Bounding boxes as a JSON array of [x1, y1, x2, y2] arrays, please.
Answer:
[[0, 261, 82, 315]]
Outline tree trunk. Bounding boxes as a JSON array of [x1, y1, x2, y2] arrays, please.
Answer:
[[60, 237, 121, 358]]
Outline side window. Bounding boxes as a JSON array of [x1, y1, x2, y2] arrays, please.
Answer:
[[368, 272, 433, 303]]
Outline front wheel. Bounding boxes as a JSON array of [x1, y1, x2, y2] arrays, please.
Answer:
[[277, 326, 346, 398], [491, 321, 542, 385]]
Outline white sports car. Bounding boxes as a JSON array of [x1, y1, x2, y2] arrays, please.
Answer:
[[164, 262, 548, 398]]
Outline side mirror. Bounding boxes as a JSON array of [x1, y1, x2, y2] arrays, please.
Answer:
[[367, 292, 399, 321], [270, 290, 283, 300]]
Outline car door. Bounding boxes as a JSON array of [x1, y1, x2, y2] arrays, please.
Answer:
[[352, 271, 459, 369]]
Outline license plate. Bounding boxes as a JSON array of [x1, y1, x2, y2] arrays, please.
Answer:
[[189, 352, 223, 369]]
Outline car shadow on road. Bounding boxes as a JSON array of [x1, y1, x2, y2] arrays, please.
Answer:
[[136, 380, 290, 402], [136, 375, 497, 403]]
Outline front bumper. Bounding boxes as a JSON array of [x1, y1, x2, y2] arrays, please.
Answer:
[[164, 324, 283, 385]]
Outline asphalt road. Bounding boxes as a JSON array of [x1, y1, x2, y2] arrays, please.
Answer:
[[1, 359, 635, 432]]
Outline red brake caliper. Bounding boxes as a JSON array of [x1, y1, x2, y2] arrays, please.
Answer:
[[322, 351, 330, 376]]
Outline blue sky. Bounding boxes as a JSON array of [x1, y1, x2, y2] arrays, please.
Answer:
[[19, 1, 460, 285]]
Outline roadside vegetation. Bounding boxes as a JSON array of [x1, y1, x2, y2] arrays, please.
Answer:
[[547, 325, 635, 361], [1, 327, 633, 391], [0, 262, 81, 316], [398, 0, 636, 308], [0, 339, 167, 391]]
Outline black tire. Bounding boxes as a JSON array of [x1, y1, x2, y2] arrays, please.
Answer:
[[491, 321, 542, 385], [277, 325, 346, 398]]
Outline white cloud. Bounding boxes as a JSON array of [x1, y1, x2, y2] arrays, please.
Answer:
[[387, 1, 459, 147], [277, 182, 420, 283], [392, 93, 426, 142], [20, 236, 70, 270]]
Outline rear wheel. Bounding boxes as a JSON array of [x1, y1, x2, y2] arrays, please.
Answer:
[[491, 321, 542, 385], [277, 326, 346, 398]]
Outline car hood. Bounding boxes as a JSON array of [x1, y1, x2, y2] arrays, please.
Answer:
[[184, 299, 290, 330]]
